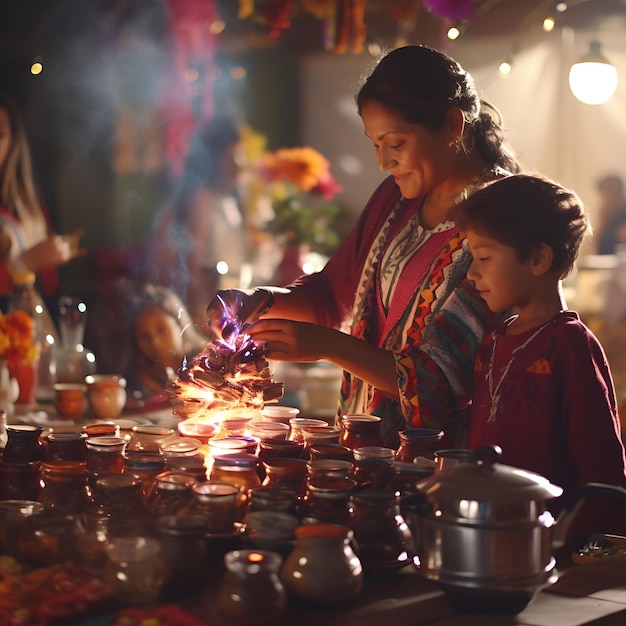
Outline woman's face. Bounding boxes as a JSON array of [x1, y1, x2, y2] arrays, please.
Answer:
[[0, 107, 11, 172], [135, 306, 185, 369], [360, 100, 456, 199]]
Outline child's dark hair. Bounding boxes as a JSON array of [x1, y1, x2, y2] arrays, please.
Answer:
[[454, 174, 590, 277]]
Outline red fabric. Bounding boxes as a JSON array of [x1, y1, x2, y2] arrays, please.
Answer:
[[468, 310, 626, 537]]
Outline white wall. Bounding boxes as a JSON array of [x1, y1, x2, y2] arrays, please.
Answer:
[[299, 24, 626, 249]]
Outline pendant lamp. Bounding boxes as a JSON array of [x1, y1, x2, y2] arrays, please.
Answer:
[[568, 40, 618, 105]]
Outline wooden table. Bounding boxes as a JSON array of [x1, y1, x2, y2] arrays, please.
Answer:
[[200, 561, 626, 626]]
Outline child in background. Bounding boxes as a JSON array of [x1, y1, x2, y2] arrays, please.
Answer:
[[121, 283, 208, 405], [454, 174, 626, 539]]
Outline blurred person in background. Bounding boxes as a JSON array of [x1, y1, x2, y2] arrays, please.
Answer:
[[151, 117, 252, 327], [594, 174, 626, 255], [0, 94, 85, 298]]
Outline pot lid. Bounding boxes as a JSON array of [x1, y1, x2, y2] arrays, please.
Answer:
[[417, 446, 563, 502]]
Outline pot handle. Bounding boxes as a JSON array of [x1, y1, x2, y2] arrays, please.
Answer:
[[474, 445, 503, 466], [552, 482, 626, 550]]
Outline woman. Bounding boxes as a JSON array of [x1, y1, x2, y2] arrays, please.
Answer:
[[151, 117, 251, 327], [206, 46, 520, 448], [0, 94, 84, 296]]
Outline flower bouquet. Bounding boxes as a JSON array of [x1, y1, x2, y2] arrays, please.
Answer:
[[0, 310, 40, 404], [258, 146, 342, 252]]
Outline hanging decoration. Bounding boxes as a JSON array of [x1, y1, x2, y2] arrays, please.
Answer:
[[253, 0, 297, 37]]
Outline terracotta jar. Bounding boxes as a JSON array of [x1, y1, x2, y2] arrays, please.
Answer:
[[339, 415, 383, 450], [396, 428, 445, 463], [3, 424, 45, 464], [348, 489, 417, 577], [303, 476, 356, 525], [280, 524, 363, 605], [261, 458, 308, 497]]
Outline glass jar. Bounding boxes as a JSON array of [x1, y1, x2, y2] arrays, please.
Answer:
[[339, 415, 383, 450], [190, 481, 241, 534], [122, 451, 168, 501], [91, 473, 147, 519], [39, 432, 92, 516], [396, 428, 445, 462], [178, 420, 220, 444], [0, 499, 44, 560], [157, 514, 210, 599], [210, 454, 261, 497], [161, 437, 207, 481], [103, 536, 164, 606], [3, 424, 45, 463], [353, 458, 395, 490], [307, 459, 354, 483], [257, 439, 304, 469], [308, 443, 353, 462], [261, 458, 308, 498], [303, 476, 356, 525], [219, 416, 254, 438], [216, 549, 287, 626], [81, 422, 120, 438], [146, 471, 195, 517], [353, 446, 396, 462], [302, 426, 341, 448], [348, 489, 417, 577], [248, 487, 299, 517], [126, 424, 175, 453], [85, 436, 127, 479], [45, 432, 87, 464], [248, 421, 290, 442], [288, 418, 327, 444], [0, 460, 42, 501], [39, 459, 93, 516]]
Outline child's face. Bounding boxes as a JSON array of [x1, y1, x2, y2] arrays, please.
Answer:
[[135, 306, 185, 369], [465, 228, 536, 313]]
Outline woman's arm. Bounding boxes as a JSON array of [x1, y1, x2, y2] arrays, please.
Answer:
[[246, 318, 399, 397]]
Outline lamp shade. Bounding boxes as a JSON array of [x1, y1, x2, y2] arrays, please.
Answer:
[[569, 41, 618, 105]]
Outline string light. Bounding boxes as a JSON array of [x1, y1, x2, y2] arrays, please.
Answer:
[[498, 59, 512, 76], [447, 25, 461, 40], [30, 56, 43, 75]]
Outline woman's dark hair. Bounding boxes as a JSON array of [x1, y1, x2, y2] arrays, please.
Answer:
[[356, 45, 519, 173], [453, 174, 589, 277], [172, 117, 241, 218]]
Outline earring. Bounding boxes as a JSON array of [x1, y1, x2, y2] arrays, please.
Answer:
[[454, 138, 463, 153]]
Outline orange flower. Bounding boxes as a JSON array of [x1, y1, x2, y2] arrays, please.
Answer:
[[260, 147, 333, 193], [0, 310, 38, 368]]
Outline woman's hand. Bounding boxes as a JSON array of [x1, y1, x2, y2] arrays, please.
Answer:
[[246, 318, 335, 362], [248, 317, 400, 398], [21, 229, 86, 272], [205, 288, 275, 342]]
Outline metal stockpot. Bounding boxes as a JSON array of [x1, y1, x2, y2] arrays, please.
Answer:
[[414, 446, 626, 613]]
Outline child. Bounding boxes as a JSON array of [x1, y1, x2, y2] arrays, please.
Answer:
[[121, 282, 208, 403], [454, 174, 626, 538]]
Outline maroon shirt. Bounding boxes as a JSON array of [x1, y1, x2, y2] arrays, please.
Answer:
[[468, 311, 626, 536]]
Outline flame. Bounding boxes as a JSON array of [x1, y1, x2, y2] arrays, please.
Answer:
[[168, 325, 283, 430]]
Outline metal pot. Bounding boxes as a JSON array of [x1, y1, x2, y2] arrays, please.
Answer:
[[413, 445, 626, 614]]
